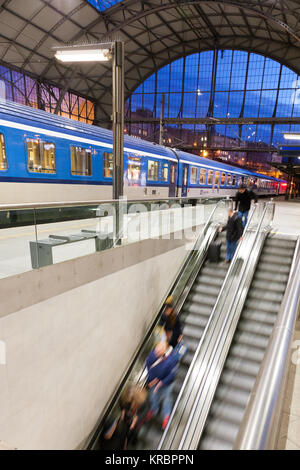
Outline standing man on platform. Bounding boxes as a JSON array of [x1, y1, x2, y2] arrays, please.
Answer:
[[235, 184, 257, 228]]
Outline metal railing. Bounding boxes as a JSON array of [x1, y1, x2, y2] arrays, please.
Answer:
[[234, 236, 300, 450]]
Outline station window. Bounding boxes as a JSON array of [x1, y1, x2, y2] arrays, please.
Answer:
[[215, 171, 220, 186], [162, 163, 169, 182], [71, 146, 92, 176], [232, 175, 237, 186], [190, 166, 198, 184], [221, 172, 226, 186], [148, 160, 159, 181], [207, 170, 214, 185], [27, 139, 56, 173], [0, 133, 7, 170], [200, 169, 206, 184], [103, 152, 113, 178], [227, 174, 232, 186], [128, 157, 141, 181]]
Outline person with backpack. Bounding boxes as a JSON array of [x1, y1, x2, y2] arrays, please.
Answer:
[[220, 208, 243, 263], [145, 340, 180, 430], [235, 184, 258, 228]]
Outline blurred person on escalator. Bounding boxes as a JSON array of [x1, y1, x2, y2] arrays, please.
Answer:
[[159, 296, 183, 348], [235, 184, 257, 228], [145, 340, 180, 430], [219, 208, 243, 263]]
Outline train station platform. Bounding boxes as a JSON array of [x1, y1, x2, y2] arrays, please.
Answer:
[[0, 196, 298, 450]]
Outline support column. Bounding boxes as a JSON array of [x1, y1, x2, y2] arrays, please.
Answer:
[[159, 93, 165, 145], [112, 41, 125, 241], [112, 41, 124, 201]]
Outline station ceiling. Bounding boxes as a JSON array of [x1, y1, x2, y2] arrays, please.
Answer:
[[1, 0, 300, 121]]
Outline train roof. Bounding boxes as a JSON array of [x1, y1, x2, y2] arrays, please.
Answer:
[[0, 99, 282, 182], [176, 150, 277, 181], [0, 99, 175, 161]]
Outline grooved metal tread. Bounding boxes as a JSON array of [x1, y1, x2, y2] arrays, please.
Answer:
[[198, 237, 296, 450]]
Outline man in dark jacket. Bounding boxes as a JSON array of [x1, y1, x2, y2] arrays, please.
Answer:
[[146, 341, 179, 430], [235, 185, 257, 228], [221, 208, 244, 263]]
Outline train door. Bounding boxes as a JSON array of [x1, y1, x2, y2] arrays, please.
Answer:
[[182, 164, 188, 197], [169, 162, 177, 197]]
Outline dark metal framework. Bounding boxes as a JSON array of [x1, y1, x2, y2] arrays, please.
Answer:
[[0, 0, 300, 124]]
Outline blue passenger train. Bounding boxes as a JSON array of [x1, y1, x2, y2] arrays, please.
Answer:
[[0, 100, 287, 204]]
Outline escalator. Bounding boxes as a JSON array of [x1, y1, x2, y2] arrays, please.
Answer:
[[135, 232, 229, 449], [198, 235, 296, 450]]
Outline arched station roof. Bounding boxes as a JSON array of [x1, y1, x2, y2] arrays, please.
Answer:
[[1, 0, 300, 121]]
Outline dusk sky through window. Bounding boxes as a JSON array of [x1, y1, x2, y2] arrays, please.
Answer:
[[127, 50, 300, 147]]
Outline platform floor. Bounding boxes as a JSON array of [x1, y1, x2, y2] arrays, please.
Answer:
[[272, 199, 300, 236]]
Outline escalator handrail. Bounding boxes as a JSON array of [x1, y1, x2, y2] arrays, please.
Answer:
[[85, 198, 228, 449], [159, 201, 275, 450], [234, 235, 300, 450]]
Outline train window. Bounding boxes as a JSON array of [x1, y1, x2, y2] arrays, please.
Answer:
[[71, 146, 92, 176], [162, 163, 169, 182], [227, 174, 232, 186], [171, 164, 176, 184], [207, 170, 214, 185], [221, 173, 226, 186], [232, 175, 237, 186], [190, 166, 198, 184], [27, 139, 56, 173], [215, 171, 220, 186], [0, 133, 7, 170], [148, 160, 159, 181], [128, 157, 141, 181], [103, 152, 113, 178], [200, 169, 206, 184]]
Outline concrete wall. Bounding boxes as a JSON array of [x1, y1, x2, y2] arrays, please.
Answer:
[[0, 234, 192, 450]]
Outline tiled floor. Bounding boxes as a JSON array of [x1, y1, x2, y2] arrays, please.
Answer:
[[278, 319, 300, 450], [272, 199, 300, 236]]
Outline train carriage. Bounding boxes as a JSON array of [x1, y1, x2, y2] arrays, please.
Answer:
[[0, 99, 286, 205]]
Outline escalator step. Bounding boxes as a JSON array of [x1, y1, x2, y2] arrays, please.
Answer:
[[259, 253, 293, 267], [184, 312, 211, 328], [225, 356, 261, 377], [185, 336, 201, 353], [183, 324, 205, 339], [202, 416, 239, 445], [247, 289, 284, 303], [230, 342, 265, 363], [254, 270, 289, 284], [215, 384, 250, 408], [251, 279, 286, 294], [265, 238, 295, 249], [245, 298, 281, 314], [210, 400, 245, 425], [220, 369, 256, 392], [234, 330, 270, 350], [263, 246, 295, 257], [200, 435, 233, 450], [191, 284, 220, 297], [188, 292, 216, 307], [195, 274, 224, 287], [182, 302, 212, 316]]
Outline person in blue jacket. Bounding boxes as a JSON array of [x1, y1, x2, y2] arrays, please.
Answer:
[[145, 340, 180, 430]]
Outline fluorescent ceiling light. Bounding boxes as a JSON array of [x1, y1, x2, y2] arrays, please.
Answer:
[[283, 133, 300, 140], [55, 48, 111, 63]]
